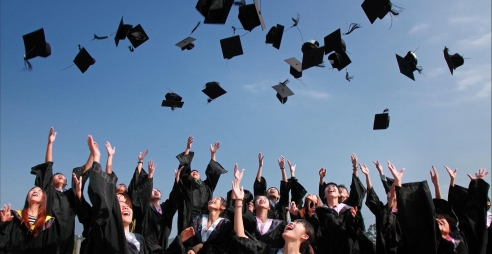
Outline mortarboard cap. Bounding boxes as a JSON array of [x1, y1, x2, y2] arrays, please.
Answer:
[[396, 52, 418, 81], [162, 92, 184, 110], [302, 46, 325, 70], [23, 28, 51, 60], [361, 0, 394, 24], [272, 80, 294, 104], [73, 47, 96, 74], [115, 17, 133, 47], [290, 67, 302, 79], [127, 24, 149, 49], [176, 37, 196, 51], [238, 0, 266, 32], [323, 29, 346, 55], [443, 47, 464, 75], [301, 40, 320, 54], [220, 35, 243, 59], [202, 82, 227, 102], [373, 109, 390, 130], [265, 24, 284, 50], [196, 0, 234, 24], [328, 51, 351, 71], [285, 57, 302, 78]]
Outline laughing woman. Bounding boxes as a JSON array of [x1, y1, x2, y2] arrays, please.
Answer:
[[0, 187, 57, 254]]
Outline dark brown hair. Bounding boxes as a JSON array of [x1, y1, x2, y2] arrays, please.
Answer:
[[21, 187, 47, 238]]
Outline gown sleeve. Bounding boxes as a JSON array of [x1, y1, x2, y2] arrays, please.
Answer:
[[203, 160, 228, 193], [289, 177, 307, 208], [254, 177, 267, 197]]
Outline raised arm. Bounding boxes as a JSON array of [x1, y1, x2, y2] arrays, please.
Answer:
[[232, 179, 246, 238], [387, 161, 404, 187], [45, 127, 56, 163], [256, 152, 263, 182], [360, 164, 372, 190], [278, 156, 288, 183], [319, 167, 326, 186], [210, 141, 220, 161], [137, 149, 149, 175], [184, 136, 193, 155], [373, 160, 392, 193], [351, 153, 358, 177], [444, 166, 457, 187], [72, 173, 83, 200], [204, 142, 227, 192], [430, 166, 442, 199], [105, 141, 115, 174]]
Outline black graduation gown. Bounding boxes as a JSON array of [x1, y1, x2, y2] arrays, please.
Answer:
[[253, 177, 291, 221], [395, 181, 438, 254], [84, 162, 161, 254], [365, 187, 403, 254], [175, 151, 228, 234], [128, 168, 179, 248], [448, 180, 489, 254], [30, 162, 86, 254], [184, 215, 232, 254], [0, 210, 57, 254]]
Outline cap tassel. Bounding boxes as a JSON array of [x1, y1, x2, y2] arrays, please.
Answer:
[[345, 69, 353, 82], [343, 23, 361, 35], [23, 57, 33, 71], [128, 46, 134, 52], [190, 21, 201, 36], [285, 14, 304, 44]]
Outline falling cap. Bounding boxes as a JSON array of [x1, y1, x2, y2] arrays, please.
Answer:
[[220, 35, 243, 59], [328, 51, 351, 71], [127, 24, 149, 49], [196, 0, 234, 24], [323, 29, 346, 55], [285, 57, 303, 78], [443, 47, 464, 75], [300, 41, 325, 70], [272, 80, 294, 104], [162, 92, 184, 110], [361, 0, 395, 24], [73, 47, 96, 74], [115, 17, 133, 47], [176, 37, 196, 51], [202, 82, 227, 102], [396, 51, 418, 81], [23, 28, 51, 60], [265, 24, 284, 50], [373, 108, 389, 130], [238, 0, 266, 32]]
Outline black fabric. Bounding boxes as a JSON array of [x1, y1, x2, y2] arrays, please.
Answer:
[[289, 177, 308, 208], [185, 215, 232, 254], [395, 181, 437, 254], [30, 162, 87, 254], [365, 187, 403, 254], [253, 177, 291, 221]]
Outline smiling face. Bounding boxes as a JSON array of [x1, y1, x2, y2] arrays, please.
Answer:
[[28, 187, 44, 204], [267, 187, 279, 199], [52, 173, 67, 189], [208, 197, 225, 211], [120, 201, 133, 226], [436, 215, 451, 238], [282, 220, 311, 243], [151, 188, 161, 201], [324, 184, 340, 199], [255, 195, 270, 210], [338, 186, 349, 202], [190, 170, 201, 180]]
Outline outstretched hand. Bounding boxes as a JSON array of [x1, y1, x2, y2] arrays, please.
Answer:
[[138, 149, 148, 161], [233, 164, 245, 183], [0, 204, 13, 222], [319, 167, 326, 178], [351, 153, 358, 168], [350, 206, 358, 218], [430, 166, 439, 186], [106, 142, 116, 156], [467, 168, 488, 180], [360, 163, 369, 176], [180, 227, 195, 242], [186, 136, 193, 150], [87, 135, 100, 160], [210, 142, 220, 153], [258, 152, 264, 167], [286, 201, 298, 215], [232, 179, 244, 200], [174, 166, 184, 183], [148, 160, 156, 178], [288, 160, 296, 174], [373, 160, 383, 175], [387, 161, 405, 186], [48, 127, 57, 144], [278, 156, 285, 169], [72, 173, 82, 199]]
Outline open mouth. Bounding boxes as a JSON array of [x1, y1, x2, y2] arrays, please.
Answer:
[[285, 223, 295, 231], [122, 211, 131, 216]]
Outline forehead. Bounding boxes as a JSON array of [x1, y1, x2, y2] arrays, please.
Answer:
[[267, 187, 278, 192], [30, 187, 42, 192], [119, 201, 131, 209], [54, 173, 65, 178]]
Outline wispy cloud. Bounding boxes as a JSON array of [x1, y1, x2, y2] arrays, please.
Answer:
[[456, 32, 491, 49], [409, 23, 429, 34], [298, 90, 331, 99], [427, 67, 446, 78], [456, 66, 490, 92], [242, 82, 271, 94]]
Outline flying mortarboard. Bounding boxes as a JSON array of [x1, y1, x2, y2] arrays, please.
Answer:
[[373, 108, 390, 130], [396, 51, 422, 81], [127, 24, 149, 49], [202, 82, 227, 103], [238, 0, 266, 32], [22, 28, 51, 70], [361, 0, 398, 24], [285, 57, 302, 78], [328, 51, 351, 71], [176, 37, 196, 51], [73, 47, 96, 74], [115, 17, 133, 47], [272, 79, 293, 104], [196, 0, 234, 24], [162, 92, 184, 110], [443, 47, 464, 75], [220, 35, 243, 59], [302, 45, 325, 70], [323, 29, 346, 55], [265, 24, 284, 50]]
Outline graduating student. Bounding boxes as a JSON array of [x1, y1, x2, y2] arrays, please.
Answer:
[[30, 127, 91, 254], [231, 174, 316, 254], [362, 161, 403, 254], [175, 136, 228, 234], [83, 136, 162, 254], [254, 154, 300, 221], [128, 149, 181, 248], [0, 187, 57, 254]]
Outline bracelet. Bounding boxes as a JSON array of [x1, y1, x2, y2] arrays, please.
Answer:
[[138, 161, 143, 164], [235, 204, 243, 208], [235, 199, 243, 201], [280, 167, 285, 170]]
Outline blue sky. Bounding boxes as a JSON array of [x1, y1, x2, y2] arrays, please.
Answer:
[[1, 0, 490, 236]]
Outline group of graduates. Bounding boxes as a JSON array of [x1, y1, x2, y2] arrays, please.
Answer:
[[0, 128, 490, 254]]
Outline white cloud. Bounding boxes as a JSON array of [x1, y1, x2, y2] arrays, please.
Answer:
[[476, 82, 492, 98], [409, 23, 429, 34], [427, 67, 446, 78], [242, 82, 270, 94], [456, 32, 491, 49], [456, 67, 490, 92]]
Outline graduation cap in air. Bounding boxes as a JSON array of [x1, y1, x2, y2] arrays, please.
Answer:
[[22, 28, 51, 71], [285, 58, 303, 79], [265, 24, 284, 50], [396, 51, 422, 81], [162, 92, 184, 110], [127, 24, 149, 49], [324, 29, 352, 71], [73, 47, 96, 74], [176, 22, 201, 51], [443, 47, 464, 75], [237, 0, 266, 32], [220, 35, 243, 59], [300, 40, 325, 70], [196, 0, 234, 24], [115, 17, 133, 47], [361, 0, 400, 24], [272, 79, 294, 104], [202, 82, 227, 103], [373, 108, 390, 130]]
